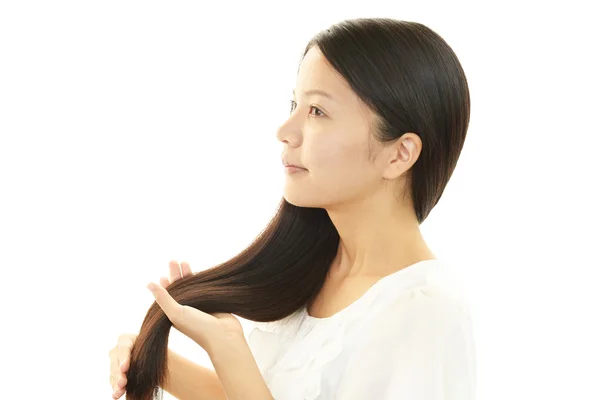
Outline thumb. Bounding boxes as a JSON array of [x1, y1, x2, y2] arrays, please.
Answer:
[[148, 282, 184, 324]]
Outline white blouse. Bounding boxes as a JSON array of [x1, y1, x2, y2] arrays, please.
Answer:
[[246, 259, 477, 400]]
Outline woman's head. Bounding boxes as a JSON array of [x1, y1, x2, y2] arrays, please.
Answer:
[[279, 18, 470, 222], [124, 18, 470, 399]]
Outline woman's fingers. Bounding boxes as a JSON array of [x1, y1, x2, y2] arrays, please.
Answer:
[[116, 336, 135, 384], [181, 261, 192, 277], [113, 384, 126, 398], [118, 337, 135, 368], [169, 260, 182, 283], [109, 348, 119, 388], [159, 276, 170, 288], [119, 355, 130, 373], [168, 260, 192, 284], [113, 386, 126, 399], [109, 346, 126, 395], [148, 282, 185, 325], [109, 333, 137, 398]]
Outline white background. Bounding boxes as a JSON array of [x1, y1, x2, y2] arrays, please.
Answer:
[[1, 1, 598, 399]]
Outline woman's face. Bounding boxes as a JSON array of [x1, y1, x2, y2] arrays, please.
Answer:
[[276, 46, 388, 209]]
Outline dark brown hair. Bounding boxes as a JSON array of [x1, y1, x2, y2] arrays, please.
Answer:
[[124, 17, 470, 399]]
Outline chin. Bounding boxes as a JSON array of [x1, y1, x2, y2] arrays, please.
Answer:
[[284, 194, 317, 208], [284, 192, 334, 209]]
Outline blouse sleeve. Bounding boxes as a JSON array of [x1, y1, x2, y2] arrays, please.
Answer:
[[335, 285, 477, 400]]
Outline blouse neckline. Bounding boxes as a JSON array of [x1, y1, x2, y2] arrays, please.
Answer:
[[302, 258, 440, 324]]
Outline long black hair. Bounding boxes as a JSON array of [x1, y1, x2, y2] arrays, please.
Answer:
[[124, 17, 470, 399]]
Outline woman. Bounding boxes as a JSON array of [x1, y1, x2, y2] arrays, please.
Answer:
[[109, 17, 476, 399]]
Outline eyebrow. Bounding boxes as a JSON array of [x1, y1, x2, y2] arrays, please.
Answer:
[[292, 89, 335, 101]]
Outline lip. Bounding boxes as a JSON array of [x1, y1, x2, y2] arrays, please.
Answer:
[[284, 166, 307, 174], [282, 160, 307, 170]]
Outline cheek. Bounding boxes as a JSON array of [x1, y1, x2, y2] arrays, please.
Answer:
[[310, 146, 370, 191], [307, 136, 360, 169]]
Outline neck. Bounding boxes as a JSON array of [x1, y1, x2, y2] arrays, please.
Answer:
[[325, 194, 435, 279]]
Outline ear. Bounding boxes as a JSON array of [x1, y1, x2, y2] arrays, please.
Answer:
[[382, 133, 422, 180]]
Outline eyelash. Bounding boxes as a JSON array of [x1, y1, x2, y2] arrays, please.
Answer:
[[289, 100, 325, 117]]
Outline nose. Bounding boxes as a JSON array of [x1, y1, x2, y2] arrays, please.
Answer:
[[276, 117, 302, 147]]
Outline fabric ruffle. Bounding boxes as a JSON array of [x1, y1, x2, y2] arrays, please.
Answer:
[[249, 309, 347, 400], [247, 259, 446, 399], [249, 286, 395, 399]]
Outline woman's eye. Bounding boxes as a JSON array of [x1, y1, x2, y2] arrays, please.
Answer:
[[289, 100, 325, 117], [310, 106, 325, 117]]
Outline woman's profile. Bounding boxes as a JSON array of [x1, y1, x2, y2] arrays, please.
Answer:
[[110, 17, 476, 400]]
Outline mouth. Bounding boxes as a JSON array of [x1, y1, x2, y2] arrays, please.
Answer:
[[282, 159, 307, 169], [284, 166, 308, 173]]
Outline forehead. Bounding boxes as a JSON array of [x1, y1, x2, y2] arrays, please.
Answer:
[[296, 47, 355, 103], [296, 46, 378, 130]]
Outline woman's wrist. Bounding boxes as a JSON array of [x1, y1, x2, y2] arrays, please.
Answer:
[[208, 335, 274, 400]]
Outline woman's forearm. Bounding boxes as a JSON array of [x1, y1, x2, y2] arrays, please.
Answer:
[[164, 349, 227, 400], [208, 336, 274, 400]]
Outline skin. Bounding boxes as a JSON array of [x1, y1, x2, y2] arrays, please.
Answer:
[[276, 46, 436, 300]]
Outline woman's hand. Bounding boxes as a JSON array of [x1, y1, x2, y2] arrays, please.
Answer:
[[109, 260, 193, 399], [147, 261, 244, 355], [109, 333, 138, 399]]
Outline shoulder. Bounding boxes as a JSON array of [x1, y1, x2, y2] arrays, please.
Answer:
[[365, 272, 475, 345], [339, 272, 478, 399], [401, 278, 472, 320], [374, 257, 473, 320], [403, 259, 474, 321]]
